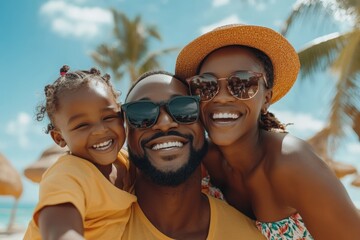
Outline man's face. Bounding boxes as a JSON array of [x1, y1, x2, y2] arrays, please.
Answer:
[[125, 74, 207, 186]]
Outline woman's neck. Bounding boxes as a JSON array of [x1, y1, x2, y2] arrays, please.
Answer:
[[218, 128, 266, 175]]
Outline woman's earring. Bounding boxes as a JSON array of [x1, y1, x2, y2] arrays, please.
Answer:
[[261, 108, 268, 115]]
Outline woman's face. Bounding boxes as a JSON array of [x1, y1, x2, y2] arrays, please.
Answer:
[[197, 46, 272, 146]]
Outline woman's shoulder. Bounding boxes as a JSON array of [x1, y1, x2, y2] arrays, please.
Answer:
[[265, 132, 319, 165], [265, 133, 337, 197], [265, 132, 330, 182]]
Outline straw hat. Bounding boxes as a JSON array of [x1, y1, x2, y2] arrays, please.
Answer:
[[175, 24, 300, 103]]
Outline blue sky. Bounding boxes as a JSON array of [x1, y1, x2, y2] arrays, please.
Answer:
[[1, 0, 359, 205]]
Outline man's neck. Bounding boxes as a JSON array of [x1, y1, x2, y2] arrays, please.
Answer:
[[135, 169, 210, 239]]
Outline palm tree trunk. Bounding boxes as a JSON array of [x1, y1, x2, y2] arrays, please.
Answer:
[[128, 64, 137, 83], [353, 112, 360, 141]]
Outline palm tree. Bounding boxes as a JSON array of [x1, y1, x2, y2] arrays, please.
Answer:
[[281, 0, 360, 159], [92, 9, 178, 83]]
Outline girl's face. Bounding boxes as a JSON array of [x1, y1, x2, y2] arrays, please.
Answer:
[[50, 80, 125, 166], [197, 46, 272, 146]]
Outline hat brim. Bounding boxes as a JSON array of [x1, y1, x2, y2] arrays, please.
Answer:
[[175, 25, 300, 103]]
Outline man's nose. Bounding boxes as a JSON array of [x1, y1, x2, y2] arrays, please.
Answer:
[[152, 108, 178, 132]]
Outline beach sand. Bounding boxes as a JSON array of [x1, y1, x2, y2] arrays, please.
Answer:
[[0, 228, 24, 240], [0, 232, 24, 240]]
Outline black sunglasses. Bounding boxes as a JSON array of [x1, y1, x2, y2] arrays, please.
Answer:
[[121, 96, 200, 129], [186, 70, 268, 102]]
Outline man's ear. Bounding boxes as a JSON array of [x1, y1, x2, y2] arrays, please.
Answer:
[[263, 89, 273, 112], [50, 129, 67, 147]]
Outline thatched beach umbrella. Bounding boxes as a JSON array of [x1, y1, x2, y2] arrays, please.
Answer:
[[24, 144, 68, 183], [351, 174, 360, 187], [0, 153, 22, 198], [325, 159, 357, 179], [0, 152, 23, 233], [307, 128, 357, 178]]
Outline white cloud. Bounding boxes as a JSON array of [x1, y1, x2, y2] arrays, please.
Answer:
[[347, 142, 360, 155], [273, 110, 325, 136], [5, 113, 43, 149], [200, 15, 245, 34], [247, 0, 267, 11], [212, 0, 230, 7], [40, 0, 112, 38]]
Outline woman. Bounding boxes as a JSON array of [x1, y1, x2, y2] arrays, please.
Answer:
[[175, 24, 360, 239]]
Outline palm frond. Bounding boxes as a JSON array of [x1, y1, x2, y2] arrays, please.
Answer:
[[335, 0, 360, 11], [138, 47, 180, 78], [297, 32, 349, 79], [281, 0, 332, 35], [92, 10, 176, 85], [283, 0, 360, 159], [326, 30, 360, 143], [147, 25, 162, 41], [353, 111, 360, 140]]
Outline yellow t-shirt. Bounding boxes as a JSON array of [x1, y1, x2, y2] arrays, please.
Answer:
[[24, 150, 137, 240], [121, 194, 265, 239]]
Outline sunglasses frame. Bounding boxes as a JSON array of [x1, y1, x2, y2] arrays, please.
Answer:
[[121, 95, 200, 129], [186, 70, 268, 102]]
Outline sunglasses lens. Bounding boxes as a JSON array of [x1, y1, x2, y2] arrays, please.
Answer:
[[169, 97, 199, 124], [228, 72, 261, 99], [124, 102, 158, 128], [189, 74, 218, 101]]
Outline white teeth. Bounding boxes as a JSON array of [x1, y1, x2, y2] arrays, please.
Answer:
[[92, 139, 113, 150], [212, 112, 239, 119], [152, 141, 183, 150]]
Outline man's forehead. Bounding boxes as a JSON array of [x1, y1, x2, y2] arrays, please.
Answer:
[[127, 74, 188, 102]]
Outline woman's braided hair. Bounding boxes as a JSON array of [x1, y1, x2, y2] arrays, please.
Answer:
[[249, 46, 287, 132], [36, 65, 120, 133]]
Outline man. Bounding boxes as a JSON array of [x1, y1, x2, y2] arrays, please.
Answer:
[[121, 70, 264, 239]]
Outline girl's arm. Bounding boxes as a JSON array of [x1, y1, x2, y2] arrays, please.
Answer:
[[38, 203, 84, 240], [273, 136, 360, 239]]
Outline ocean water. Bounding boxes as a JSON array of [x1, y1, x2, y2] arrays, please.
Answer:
[[0, 201, 34, 232]]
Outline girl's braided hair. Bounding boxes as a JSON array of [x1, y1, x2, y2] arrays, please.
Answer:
[[36, 65, 120, 133]]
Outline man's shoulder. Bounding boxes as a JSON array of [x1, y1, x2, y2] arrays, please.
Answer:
[[208, 195, 248, 220], [207, 195, 265, 239]]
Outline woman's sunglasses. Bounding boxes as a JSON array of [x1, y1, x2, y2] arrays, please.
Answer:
[[121, 96, 200, 129], [186, 70, 268, 102]]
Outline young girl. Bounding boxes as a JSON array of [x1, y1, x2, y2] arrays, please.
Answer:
[[24, 66, 136, 240], [175, 24, 360, 239]]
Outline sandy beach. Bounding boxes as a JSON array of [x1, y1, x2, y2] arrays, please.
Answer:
[[0, 232, 24, 240]]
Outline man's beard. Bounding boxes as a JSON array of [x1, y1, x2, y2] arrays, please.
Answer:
[[128, 132, 208, 187]]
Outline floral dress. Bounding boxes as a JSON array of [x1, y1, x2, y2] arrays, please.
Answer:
[[201, 175, 314, 240], [201, 175, 224, 200], [256, 213, 314, 240]]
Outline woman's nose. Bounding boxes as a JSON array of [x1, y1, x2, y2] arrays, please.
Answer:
[[212, 79, 236, 103]]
